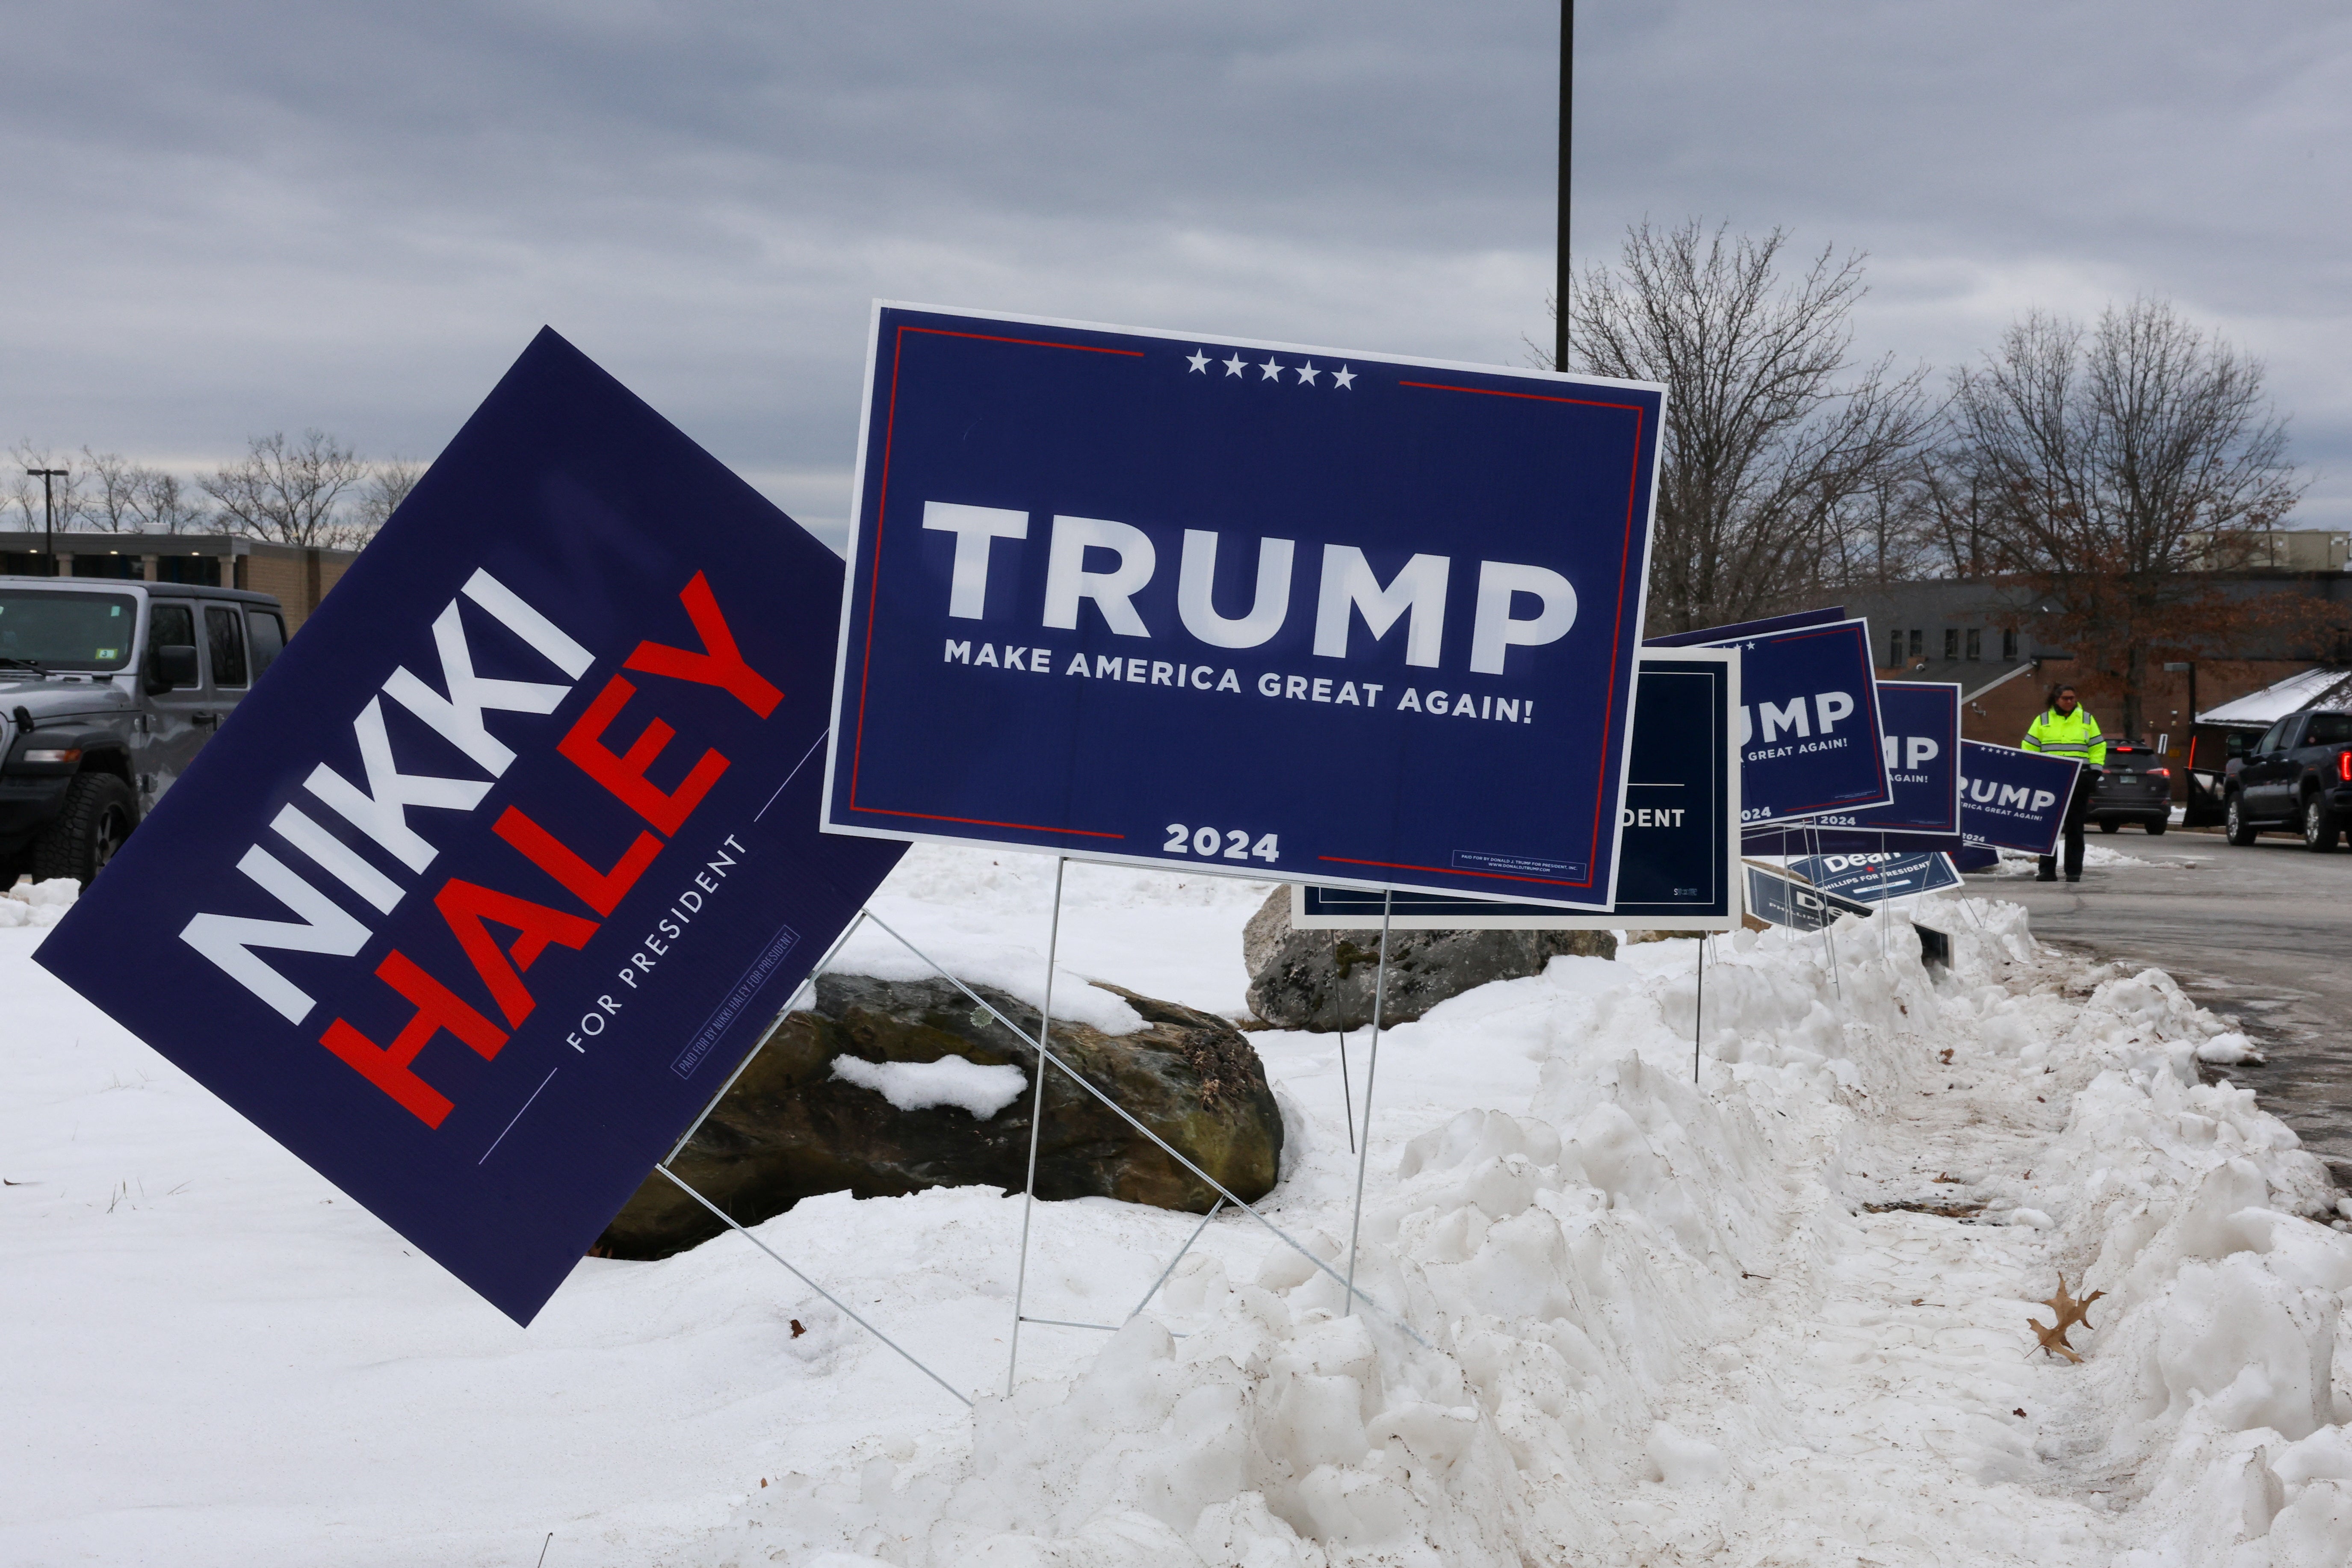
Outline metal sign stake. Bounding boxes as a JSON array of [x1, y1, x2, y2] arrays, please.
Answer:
[[656, 1164, 972, 1408], [855, 909, 1429, 1346], [1337, 1030, 1357, 1155], [1005, 855, 1067, 1396], [1693, 935, 1705, 1083], [1344, 890, 1395, 1315]]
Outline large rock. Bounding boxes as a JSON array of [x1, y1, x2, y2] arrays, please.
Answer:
[[1242, 885, 1613, 1031], [597, 973, 1283, 1260]]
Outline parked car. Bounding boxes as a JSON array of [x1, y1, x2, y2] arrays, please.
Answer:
[[2087, 739, 2171, 834], [0, 575, 286, 883], [2222, 707, 2352, 851]]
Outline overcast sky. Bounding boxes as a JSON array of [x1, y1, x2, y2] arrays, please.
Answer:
[[4, 0, 2347, 549]]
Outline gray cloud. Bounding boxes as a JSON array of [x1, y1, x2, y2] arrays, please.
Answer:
[[3, 1, 2345, 547]]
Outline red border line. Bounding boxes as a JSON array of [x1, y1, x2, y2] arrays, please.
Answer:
[[1588, 406, 1647, 884], [854, 806, 1126, 840], [1316, 855, 1589, 889], [851, 338, 1655, 879], [903, 326, 1144, 357], [1395, 380, 1643, 413], [1400, 375, 1653, 889], [848, 321, 1132, 842]]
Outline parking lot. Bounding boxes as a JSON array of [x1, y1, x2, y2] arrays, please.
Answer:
[[1978, 826, 2352, 1184]]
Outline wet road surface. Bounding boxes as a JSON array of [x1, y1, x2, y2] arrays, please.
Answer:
[[1972, 826, 2352, 1187]]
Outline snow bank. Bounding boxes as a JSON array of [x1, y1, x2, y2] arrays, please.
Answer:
[[0, 874, 77, 927], [8, 847, 2349, 1566], [712, 892, 2352, 1568], [831, 1055, 1029, 1120]]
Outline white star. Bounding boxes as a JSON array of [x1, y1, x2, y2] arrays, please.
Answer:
[[1223, 352, 1247, 376], [1185, 350, 1209, 374], [1332, 365, 1356, 390], [1295, 360, 1319, 386], [1259, 357, 1284, 381]]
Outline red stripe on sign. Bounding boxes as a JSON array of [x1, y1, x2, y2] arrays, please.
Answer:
[[1396, 376, 1650, 889], [1394, 380, 1647, 414], [902, 327, 1144, 357], [854, 806, 1125, 840], [850, 322, 1141, 832], [1315, 855, 1589, 889]]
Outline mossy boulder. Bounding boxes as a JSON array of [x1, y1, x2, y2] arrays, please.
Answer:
[[1242, 885, 1614, 1031], [597, 972, 1283, 1259]]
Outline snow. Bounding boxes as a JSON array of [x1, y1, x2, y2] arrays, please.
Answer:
[[831, 1055, 1029, 1120], [2197, 667, 2352, 728], [1989, 844, 2165, 873], [2199, 1031, 2265, 1066], [0, 874, 77, 927], [5, 845, 2351, 1566]]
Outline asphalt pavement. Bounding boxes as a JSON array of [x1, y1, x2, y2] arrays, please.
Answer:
[[1971, 825, 2352, 1186]]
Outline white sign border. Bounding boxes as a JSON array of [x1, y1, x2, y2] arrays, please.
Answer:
[[816, 299, 1671, 910]]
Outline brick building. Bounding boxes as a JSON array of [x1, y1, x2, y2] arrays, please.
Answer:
[[0, 530, 359, 632], [1841, 570, 2352, 788]]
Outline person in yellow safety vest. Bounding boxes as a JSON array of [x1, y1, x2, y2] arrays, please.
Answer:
[[2021, 683, 2106, 883]]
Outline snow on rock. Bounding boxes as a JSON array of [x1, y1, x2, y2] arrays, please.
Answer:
[[829, 1054, 1029, 1120], [6, 848, 2351, 1567]]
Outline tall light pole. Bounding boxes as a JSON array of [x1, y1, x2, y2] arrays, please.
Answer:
[[1555, 0, 1573, 373], [25, 467, 67, 576]]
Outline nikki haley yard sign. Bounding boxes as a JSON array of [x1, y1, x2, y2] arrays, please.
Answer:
[[35, 330, 904, 1325], [822, 305, 1666, 908]]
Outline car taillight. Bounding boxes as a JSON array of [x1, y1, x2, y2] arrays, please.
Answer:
[[2339, 751, 2352, 783], [2146, 767, 2169, 779]]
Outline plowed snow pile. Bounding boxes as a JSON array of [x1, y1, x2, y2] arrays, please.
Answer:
[[5, 849, 2350, 1567]]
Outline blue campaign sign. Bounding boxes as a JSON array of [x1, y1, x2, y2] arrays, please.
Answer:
[[1961, 740, 2082, 856], [1742, 680, 1960, 854], [1786, 849, 1962, 903], [822, 304, 1665, 909], [1645, 605, 1844, 646], [1744, 865, 1875, 931], [1675, 616, 1889, 826], [34, 330, 904, 1326], [1291, 649, 1740, 930]]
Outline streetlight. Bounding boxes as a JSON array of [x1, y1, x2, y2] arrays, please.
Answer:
[[1555, 0, 1574, 373], [24, 467, 67, 576]]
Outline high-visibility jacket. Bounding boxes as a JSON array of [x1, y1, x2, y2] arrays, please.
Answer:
[[2023, 706, 2106, 767]]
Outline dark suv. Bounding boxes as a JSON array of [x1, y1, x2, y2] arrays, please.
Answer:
[[2224, 708, 2352, 851], [0, 576, 287, 883], [2086, 739, 2171, 834]]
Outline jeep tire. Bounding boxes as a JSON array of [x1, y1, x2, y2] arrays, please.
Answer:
[[28, 772, 137, 886], [2225, 791, 2259, 846]]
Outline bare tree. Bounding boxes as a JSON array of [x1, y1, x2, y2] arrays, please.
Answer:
[[202, 430, 367, 547], [1555, 220, 1935, 633], [129, 469, 210, 534], [1949, 298, 2311, 734], [353, 457, 424, 535], [6, 443, 85, 534], [80, 450, 148, 531], [88, 449, 215, 534]]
